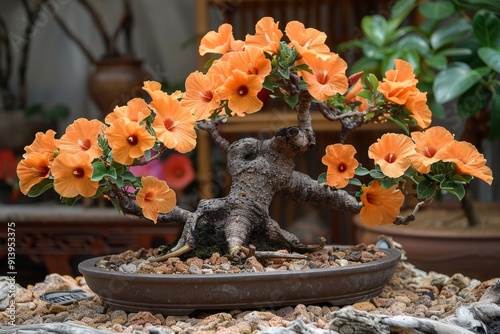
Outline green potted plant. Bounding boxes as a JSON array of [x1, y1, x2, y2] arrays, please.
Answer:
[[16, 16, 492, 312], [339, 0, 500, 279]]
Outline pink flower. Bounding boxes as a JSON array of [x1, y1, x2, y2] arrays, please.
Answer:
[[162, 153, 195, 192]]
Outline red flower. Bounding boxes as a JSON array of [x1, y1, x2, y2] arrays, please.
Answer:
[[162, 153, 195, 192]]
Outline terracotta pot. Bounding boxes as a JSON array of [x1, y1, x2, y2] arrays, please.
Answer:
[[87, 57, 150, 117], [78, 246, 401, 315], [352, 205, 500, 281]]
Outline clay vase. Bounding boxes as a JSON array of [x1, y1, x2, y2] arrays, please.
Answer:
[[87, 57, 150, 118]]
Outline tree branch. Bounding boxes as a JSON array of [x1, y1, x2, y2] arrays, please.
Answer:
[[279, 171, 362, 213], [77, 0, 111, 54], [197, 119, 230, 152]]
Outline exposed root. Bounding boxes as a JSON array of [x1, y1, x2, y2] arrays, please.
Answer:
[[152, 244, 193, 262]]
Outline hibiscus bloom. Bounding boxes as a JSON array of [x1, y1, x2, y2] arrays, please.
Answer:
[[405, 91, 432, 129], [58, 118, 104, 159], [410, 126, 455, 173], [368, 133, 416, 178], [106, 118, 156, 165], [359, 181, 405, 226], [51, 151, 98, 198], [136, 176, 176, 223], [285, 20, 330, 59], [23, 129, 59, 159], [16, 152, 52, 195], [105, 98, 151, 124], [162, 153, 195, 192], [149, 94, 197, 153], [298, 53, 348, 102], [142, 80, 163, 97], [226, 46, 271, 82], [435, 141, 493, 185], [199, 23, 242, 56], [181, 70, 221, 121], [245, 17, 283, 54], [377, 59, 419, 105], [217, 69, 263, 116], [321, 144, 358, 189]]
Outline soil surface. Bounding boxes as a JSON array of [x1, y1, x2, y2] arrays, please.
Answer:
[[95, 244, 387, 275]]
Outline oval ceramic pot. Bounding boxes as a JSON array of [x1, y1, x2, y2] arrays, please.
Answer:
[[87, 57, 150, 117], [353, 214, 500, 281], [79, 246, 401, 315]]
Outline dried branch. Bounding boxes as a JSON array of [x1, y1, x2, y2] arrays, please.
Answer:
[[77, 0, 111, 54], [393, 199, 432, 226], [197, 119, 230, 152], [45, 1, 96, 64], [109, 0, 133, 57]]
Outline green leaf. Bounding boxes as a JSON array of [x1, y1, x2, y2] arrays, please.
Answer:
[[419, 0, 456, 20], [355, 90, 373, 100], [397, 34, 430, 54], [366, 74, 380, 92], [361, 15, 388, 47], [369, 169, 386, 179], [380, 178, 398, 189], [350, 57, 382, 76], [433, 63, 491, 104], [473, 9, 500, 47], [440, 181, 465, 200], [355, 165, 371, 176], [430, 18, 472, 50], [437, 47, 473, 57], [490, 83, 500, 140], [27, 178, 53, 197], [457, 84, 491, 116], [478, 47, 500, 72], [61, 195, 81, 206], [91, 161, 117, 182], [349, 178, 362, 187], [425, 54, 448, 70], [284, 94, 299, 108], [387, 0, 417, 34], [454, 0, 500, 9], [416, 178, 439, 200], [317, 172, 327, 184]]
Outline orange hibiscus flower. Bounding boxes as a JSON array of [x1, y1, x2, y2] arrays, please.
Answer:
[[377, 59, 419, 105], [58, 118, 104, 159], [245, 17, 283, 54], [136, 176, 176, 223], [217, 69, 263, 116], [199, 23, 242, 56], [299, 53, 348, 102], [51, 151, 99, 198], [285, 20, 330, 59], [435, 141, 493, 185], [226, 46, 271, 82], [23, 129, 59, 159], [410, 126, 455, 173], [149, 94, 197, 153], [16, 152, 52, 195], [181, 70, 221, 121], [368, 133, 416, 178], [405, 91, 432, 129], [105, 98, 151, 125], [142, 80, 163, 97], [321, 144, 358, 189], [359, 180, 405, 226], [106, 118, 156, 165]]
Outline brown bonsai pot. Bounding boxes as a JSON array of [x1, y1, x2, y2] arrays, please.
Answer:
[[78, 246, 401, 315], [352, 203, 500, 281]]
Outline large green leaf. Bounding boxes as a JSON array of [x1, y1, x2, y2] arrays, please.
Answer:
[[430, 18, 472, 50], [387, 0, 417, 34], [455, 0, 500, 9], [361, 15, 388, 47], [433, 63, 491, 104], [27, 178, 53, 197], [473, 10, 500, 47], [478, 47, 500, 72], [419, 0, 456, 20], [490, 83, 500, 140], [457, 84, 491, 116], [397, 34, 430, 55]]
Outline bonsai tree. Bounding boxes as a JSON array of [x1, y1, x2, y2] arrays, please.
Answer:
[[16, 17, 493, 260], [338, 0, 500, 226]]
